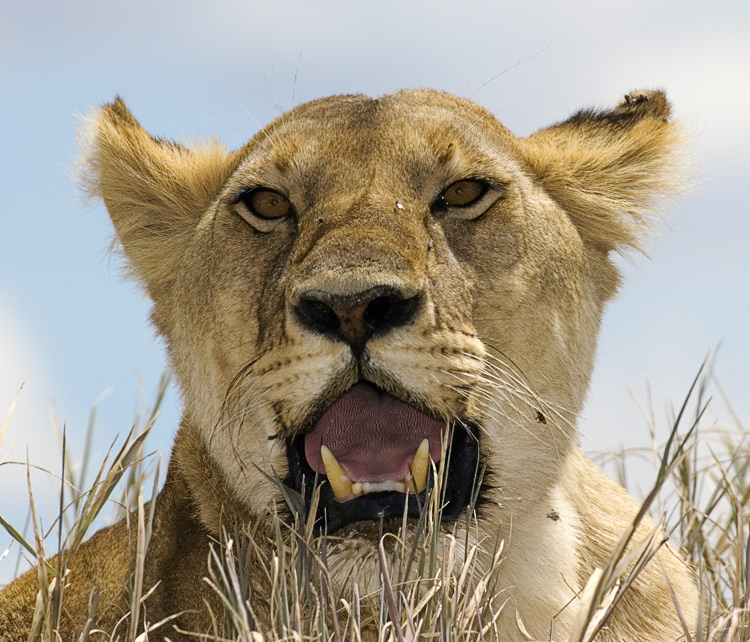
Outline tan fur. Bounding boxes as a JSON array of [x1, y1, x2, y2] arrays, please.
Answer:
[[0, 89, 697, 640]]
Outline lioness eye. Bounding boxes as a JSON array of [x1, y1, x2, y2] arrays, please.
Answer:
[[440, 180, 487, 207], [242, 189, 292, 219]]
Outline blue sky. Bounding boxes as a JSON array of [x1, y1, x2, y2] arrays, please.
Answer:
[[1, 0, 748, 583]]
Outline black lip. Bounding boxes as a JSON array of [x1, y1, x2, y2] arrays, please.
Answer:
[[286, 421, 481, 534]]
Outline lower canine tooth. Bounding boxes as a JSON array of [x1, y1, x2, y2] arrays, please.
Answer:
[[320, 445, 352, 501], [410, 439, 430, 494]]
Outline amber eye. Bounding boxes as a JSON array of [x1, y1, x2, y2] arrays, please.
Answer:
[[440, 179, 487, 207], [241, 189, 292, 220]]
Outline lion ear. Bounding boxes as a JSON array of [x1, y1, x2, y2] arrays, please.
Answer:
[[79, 98, 238, 299], [521, 90, 687, 252]]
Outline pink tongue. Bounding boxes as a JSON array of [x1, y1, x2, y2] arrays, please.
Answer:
[[304, 383, 445, 483]]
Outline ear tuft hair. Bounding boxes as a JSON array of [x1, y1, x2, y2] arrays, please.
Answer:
[[77, 98, 239, 300], [521, 90, 689, 253]]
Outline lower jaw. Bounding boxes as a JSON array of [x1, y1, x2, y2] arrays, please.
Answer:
[[286, 421, 482, 535]]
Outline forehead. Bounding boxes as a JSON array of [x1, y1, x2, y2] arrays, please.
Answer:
[[237, 91, 517, 188]]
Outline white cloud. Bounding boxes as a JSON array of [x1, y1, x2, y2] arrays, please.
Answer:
[[0, 295, 60, 585]]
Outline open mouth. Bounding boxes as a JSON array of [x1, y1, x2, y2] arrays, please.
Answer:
[[286, 382, 481, 534]]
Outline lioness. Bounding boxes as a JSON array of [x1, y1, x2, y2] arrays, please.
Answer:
[[0, 89, 697, 640]]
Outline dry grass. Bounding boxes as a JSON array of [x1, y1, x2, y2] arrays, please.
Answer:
[[1, 363, 748, 641]]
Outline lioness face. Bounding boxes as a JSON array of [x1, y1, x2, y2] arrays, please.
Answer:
[[171, 92, 601, 530], [86, 88, 680, 584]]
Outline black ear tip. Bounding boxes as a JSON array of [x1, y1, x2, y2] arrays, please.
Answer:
[[616, 90, 671, 120]]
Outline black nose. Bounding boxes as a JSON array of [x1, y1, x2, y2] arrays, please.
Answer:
[[293, 285, 422, 355]]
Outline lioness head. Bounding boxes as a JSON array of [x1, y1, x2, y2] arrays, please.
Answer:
[[83, 88, 683, 600]]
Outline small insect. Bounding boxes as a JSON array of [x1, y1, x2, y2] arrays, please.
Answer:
[[535, 410, 547, 424], [546, 509, 560, 522]]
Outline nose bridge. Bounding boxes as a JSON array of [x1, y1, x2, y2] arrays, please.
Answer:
[[287, 193, 429, 352], [291, 194, 427, 300]]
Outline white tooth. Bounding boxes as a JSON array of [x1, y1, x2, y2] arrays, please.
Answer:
[[361, 480, 405, 494], [409, 439, 430, 494], [352, 482, 363, 497], [320, 445, 352, 501]]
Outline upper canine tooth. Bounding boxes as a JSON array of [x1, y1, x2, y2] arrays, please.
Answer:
[[320, 445, 352, 501], [410, 439, 430, 494]]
